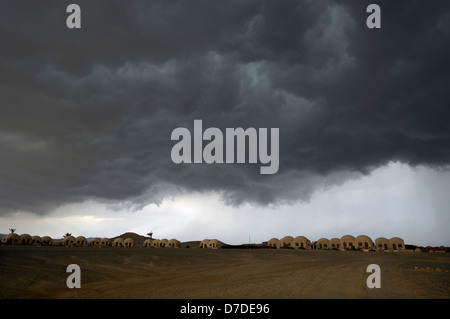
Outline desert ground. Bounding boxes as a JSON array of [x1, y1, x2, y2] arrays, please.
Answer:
[[0, 246, 449, 299]]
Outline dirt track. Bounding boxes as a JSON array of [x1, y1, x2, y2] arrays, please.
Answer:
[[0, 246, 449, 299]]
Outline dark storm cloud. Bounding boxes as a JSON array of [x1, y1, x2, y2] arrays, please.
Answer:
[[0, 0, 449, 214]]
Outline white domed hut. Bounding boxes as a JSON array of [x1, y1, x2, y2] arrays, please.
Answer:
[[355, 235, 374, 250], [42, 236, 53, 246], [31, 235, 42, 245], [329, 238, 340, 249], [75, 236, 87, 247], [2, 233, 20, 245], [278, 236, 294, 249], [207, 239, 222, 249], [340, 235, 355, 250], [151, 239, 160, 248], [316, 238, 329, 249], [62, 235, 76, 247], [20, 234, 32, 245], [199, 239, 210, 248], [89, 237, 101, 247], [293, 236, 311, 249], [159, 239, 169, 248], [389, 237, 405, 251], [267, 238, 279, 248], [124, 238, 135, 247], [168, 239, 181, 248], [100, 238, 110, 247], [375, 237, 390, 251], [112, 237, 124, 247], [143, 239, 153, 247]]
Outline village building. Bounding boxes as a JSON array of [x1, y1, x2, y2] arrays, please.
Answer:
[[100, 238, 110, 247], [389, 237, 405, 251], [75, 236, 87, 247], [329, 238, 340, 249], [267, 238, 279, 248], [124, 238, 135, 247], [20, 234, 32, 245], [375, 237, 390, 251], [293, 236, 312, 249], [112, 238, 124, 247], [207, 239, 222, 249], [89, 237, 101, 247], [340, 235, 356, 250], [62, 235, 76, 246], [199, 239, 210, 248], [355, 235, 374, 250], [41, 236, 53, 246], [168, 239, 181, 248], [159, 239, 169, 248], [278, 236, 294, 249], [315, 238, 329, 249], [151, 239, 160, 248], [1, 233, 20, 245], [143, 239, 153, 247]]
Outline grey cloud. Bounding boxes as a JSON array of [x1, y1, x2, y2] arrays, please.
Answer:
[[0, 0, 449, 214]]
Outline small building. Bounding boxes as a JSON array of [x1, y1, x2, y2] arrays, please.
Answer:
[[151, 239, 160, 248], [293, 236, 311, 249], [89, 237, 101, 247], [278, 236, 294, 249], [389, 237, 405, 251], [42, 236, 53, 246], [112, 238, 124, 247], [207, 239, 222, 249], [329, 238, 340, 249], [355, 235, 374, 250], [143, 239, 153, 247], [20, 234, 32, 245], [1, 233, 20, 245], [340, 235, 356, 250], [168, 239, 181, 248], [62, 235, 76, 247], [267, 238, 279, 248], [316, 238, 329, 249], [124, 238, 135, 247], [159, 239, 169, 248], [31, 236, 42, 245], [375, 237, 390, 251], [199, 239, 210, 248], [100, 238, 110, 247], [75, 236, 87, 247]]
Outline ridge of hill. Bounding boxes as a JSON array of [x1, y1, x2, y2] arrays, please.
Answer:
[[111, 232, 149, 245]]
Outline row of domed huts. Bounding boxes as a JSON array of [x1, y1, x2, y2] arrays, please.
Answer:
[[267, 235, 405, 251], [1, 233, 54, 246], [62, 236, 182, 248], [0, 233, 182, 248]]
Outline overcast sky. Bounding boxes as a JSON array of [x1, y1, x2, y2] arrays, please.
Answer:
[[0, 0, 449, 246]]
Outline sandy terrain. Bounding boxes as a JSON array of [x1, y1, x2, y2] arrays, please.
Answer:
[[0, 246, 449, 299]]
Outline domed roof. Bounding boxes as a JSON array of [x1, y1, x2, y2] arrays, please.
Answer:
[[355, 235, 373, 242], [280, 236, 294, 242], [389, 237, 404, 242]]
